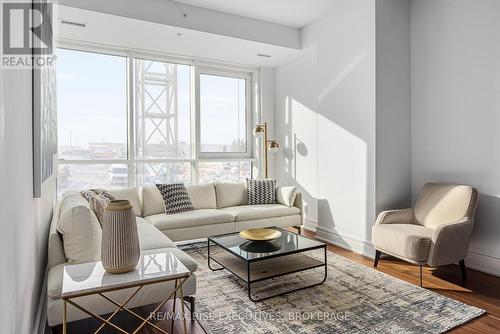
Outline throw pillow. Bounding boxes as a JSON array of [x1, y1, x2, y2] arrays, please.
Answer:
[[156, 183, 195, 215], [108, 187, 142, 217], [246, 179, 277, 205], [276, 186, 297, 207], [80, 189, 115, 223], [57, 193, 102, 264]]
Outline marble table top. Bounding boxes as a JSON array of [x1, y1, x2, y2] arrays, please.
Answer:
[[62, 250, 190, 298]]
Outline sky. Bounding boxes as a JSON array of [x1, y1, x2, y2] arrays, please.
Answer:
[[56, 48, 247, 150]]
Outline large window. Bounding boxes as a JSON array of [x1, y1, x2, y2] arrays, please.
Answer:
[[57, 49, 127, 161], [199, 72, 248, 154], [57, 48, 254, 194]]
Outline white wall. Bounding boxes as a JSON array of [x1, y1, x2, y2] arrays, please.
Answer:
[[274, 0, 411, 255], [411, 0, 500, 276], [275, 46, 319, 226], [376, 0, 411, 213], [306, 0, 378, 255], [275, 0, 378, 252], [0, 68, 56, 333]]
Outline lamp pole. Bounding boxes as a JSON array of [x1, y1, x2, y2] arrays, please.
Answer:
[[254, 122, 278, 179], [263, 122, 268, 178]]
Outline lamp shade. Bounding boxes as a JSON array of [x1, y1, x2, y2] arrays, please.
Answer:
[[253, 124, 265, 137], [267, 140, 279, 154]]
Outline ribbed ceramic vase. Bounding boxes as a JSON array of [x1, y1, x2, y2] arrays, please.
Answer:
[[101, 200, 140, 274]]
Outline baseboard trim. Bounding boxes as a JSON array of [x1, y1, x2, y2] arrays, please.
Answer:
[[302, 219, 318, 232], [315, 226, 376, 259], [315, 226, 499, 277], [465, 251, 500, 277]]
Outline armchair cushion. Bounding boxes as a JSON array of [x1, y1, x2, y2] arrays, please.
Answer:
[[414, 183, 477, 229], [372, 224, 433, 263]]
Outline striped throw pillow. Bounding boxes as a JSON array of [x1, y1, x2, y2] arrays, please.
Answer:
[[246, 179, 277, 205], [156, 183, 194, 215]]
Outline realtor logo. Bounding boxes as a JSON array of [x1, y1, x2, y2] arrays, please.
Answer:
[[3, 2, 53, 54], [2, 1, 54, 68]]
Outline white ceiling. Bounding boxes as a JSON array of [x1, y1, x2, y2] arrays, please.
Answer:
[[174, 0, 336, 28], [57, 6, 302, 67]]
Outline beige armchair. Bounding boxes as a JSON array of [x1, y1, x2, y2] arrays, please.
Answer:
[[372, 183, 478, 286]]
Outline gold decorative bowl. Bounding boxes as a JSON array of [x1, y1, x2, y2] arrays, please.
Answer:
[[239, 228, 282, 241]]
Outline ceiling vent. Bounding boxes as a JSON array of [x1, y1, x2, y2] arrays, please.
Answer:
[[60, 19, 87, 28], [257, 53, 273, 58]]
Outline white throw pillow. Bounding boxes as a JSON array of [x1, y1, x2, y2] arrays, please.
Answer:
[[142, 186, 165, 216], [276, 186, 297, 207], [108, 188, 141, 216], [57, 193, 102, 264], [215, 182, 247, 208], [186, 183, 217, 209]]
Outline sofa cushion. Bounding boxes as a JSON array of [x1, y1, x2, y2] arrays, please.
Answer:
[[47, 263, 66, 298], [145, 209, 234, 230], [215, 182, 247, 208], [221, 204, 300, 222], [108, 188, 142, 216], [137, 217, 176, 250], [372, 224, 434, 262], [186, 183, 217, 209], [142, 186, 165, 217], [57, 193, 102, 264]]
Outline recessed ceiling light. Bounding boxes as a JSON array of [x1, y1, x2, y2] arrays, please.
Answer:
[[257, 53, 273, 58]]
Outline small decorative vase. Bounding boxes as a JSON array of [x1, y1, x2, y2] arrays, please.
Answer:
[[101, 200, 140, 274]]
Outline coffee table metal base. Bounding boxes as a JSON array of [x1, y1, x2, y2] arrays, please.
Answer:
[[208, 240, 327, 302]]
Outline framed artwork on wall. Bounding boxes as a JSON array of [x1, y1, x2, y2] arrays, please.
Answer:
[[32, 0, 57, 198]]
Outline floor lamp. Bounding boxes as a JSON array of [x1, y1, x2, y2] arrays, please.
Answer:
[[253, 122, 279, 178]]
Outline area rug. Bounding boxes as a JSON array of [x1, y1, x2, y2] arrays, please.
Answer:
[[179, 242, 485, 334]]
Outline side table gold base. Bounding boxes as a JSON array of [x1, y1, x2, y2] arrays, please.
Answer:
[[63, 277, 189, 334]]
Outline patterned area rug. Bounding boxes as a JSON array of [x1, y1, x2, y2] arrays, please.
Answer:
[[179, 242, 485, 334]]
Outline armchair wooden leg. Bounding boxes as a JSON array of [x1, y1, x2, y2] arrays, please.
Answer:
[[296, 226, 302, 235], [459, 260, 467, 283], [374, 250, 381, 268]]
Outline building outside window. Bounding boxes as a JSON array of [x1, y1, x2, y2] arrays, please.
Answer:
[[56, 48, 254, 195]]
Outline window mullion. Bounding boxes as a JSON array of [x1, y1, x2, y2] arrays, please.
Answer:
[[127, 54, 136, 187]]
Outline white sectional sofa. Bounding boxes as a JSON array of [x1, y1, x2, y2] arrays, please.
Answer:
[[142, 182, 303, 240], [46, 182, 302, 328]]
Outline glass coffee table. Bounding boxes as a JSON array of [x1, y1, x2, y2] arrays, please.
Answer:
[[208, 227, 327, 301]]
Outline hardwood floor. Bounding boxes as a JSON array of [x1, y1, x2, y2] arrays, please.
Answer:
[[53, 229, 500, 334], [300, 229, 500, 334]]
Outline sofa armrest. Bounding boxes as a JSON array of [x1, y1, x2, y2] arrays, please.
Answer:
[[427, 217, 473, 267], [293, 192, 303, 224], [375, 208, 414, 225]]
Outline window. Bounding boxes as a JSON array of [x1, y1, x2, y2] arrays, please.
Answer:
[[199, 73, 248, 154], [198, 161, 251, 183], [57, 49, 127, 160], [56, 48, 254, 195], [134, 59, 192, 159]]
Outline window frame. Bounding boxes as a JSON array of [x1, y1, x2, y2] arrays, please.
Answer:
[[55, 44, 258, 193], [196, 66, 253, 159]]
